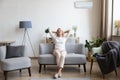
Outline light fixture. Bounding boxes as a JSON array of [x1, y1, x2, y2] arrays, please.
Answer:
[[19, 21, 35, 57], [19, 21, 32, 29]]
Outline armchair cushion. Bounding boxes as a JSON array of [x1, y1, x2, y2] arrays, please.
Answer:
[[6, 45, 25, 59], [1, 57, 31, 71]]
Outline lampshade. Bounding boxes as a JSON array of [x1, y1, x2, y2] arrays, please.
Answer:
[[19, 21, 32, 29]]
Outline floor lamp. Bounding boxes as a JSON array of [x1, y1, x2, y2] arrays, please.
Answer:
[[19, 21, 35, 57]]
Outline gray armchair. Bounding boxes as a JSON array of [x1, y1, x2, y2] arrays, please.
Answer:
[[0, 45, 31, 80], [92, 41, 120, 78]]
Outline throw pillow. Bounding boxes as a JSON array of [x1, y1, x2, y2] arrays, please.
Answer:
[[6, 45, 25, 59], [92, 46, 102, 55]]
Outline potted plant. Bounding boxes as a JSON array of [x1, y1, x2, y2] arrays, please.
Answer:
[[115, 20, 120, 36], [91, 38, 106, 47], [45, 28, 49, 43], [85, 38, 105, 61], [72, 26, 77, 37], [85, 40, 93, 61]]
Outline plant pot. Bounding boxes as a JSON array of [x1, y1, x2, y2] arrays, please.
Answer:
[[74, 32, 76, 37], [87, 51, 92, 62]]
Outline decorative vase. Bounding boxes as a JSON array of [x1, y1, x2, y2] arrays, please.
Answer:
[[45, 33, 48, 43], [87, 51, 92, 62], [74, 32, 76, 37]]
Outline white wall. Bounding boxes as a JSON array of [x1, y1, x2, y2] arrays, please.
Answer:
[[0, 0, 101, 57]]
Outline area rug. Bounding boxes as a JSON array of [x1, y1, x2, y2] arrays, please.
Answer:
[[31, 78, 90, 80]]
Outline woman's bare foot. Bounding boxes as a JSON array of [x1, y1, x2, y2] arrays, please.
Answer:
[[53, 72, 62, 79], [53, 73, 59, 79]]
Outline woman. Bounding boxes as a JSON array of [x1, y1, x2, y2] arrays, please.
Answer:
[[49, 28, 70, 79]]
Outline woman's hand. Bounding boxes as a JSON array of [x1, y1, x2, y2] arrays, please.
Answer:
[[45, 28, 50, 33]]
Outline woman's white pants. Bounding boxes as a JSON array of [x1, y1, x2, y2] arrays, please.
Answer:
[[53, 49, 67, 68]]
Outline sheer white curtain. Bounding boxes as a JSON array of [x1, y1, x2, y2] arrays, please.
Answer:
[[100, 0, 114, 40]]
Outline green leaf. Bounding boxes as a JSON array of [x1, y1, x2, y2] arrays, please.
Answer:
[[45, 28, 49, 33]]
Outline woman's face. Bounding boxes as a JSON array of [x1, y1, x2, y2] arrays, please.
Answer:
[[57, 28, 63, 37]]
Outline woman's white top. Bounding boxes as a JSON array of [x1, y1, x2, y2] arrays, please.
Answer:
[[49, 30, 69, 51]]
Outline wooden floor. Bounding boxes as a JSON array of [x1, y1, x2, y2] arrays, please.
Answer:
[[0, 59, 120, 80]]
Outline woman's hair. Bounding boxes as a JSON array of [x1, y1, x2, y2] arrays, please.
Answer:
[[56, 28, 64, 37]]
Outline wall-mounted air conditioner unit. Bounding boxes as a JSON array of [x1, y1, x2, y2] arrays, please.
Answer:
[[74, 1, 93, 9]]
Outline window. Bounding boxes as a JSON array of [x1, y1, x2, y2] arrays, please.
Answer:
[[113, 0, 120, 36]]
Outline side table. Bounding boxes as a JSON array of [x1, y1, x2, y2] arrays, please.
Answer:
[[0, 41, 15, 46]]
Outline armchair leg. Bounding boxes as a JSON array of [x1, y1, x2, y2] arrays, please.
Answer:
[[20, 69, 22, 73], [28, 67, 31, 77], [103, 74, 105, 78], [44, 65, 46, 71], [83, 64, 86, 72], [115, 69, 117, 76], [39, 64, 42, 73], [4, 71, 8, 80]]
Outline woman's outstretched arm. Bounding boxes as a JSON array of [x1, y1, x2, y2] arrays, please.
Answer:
[[64, 30, 70, 33], [64, 30, 70, 37], [52, 31, 57, 34], [49, 29, 56, 40]]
